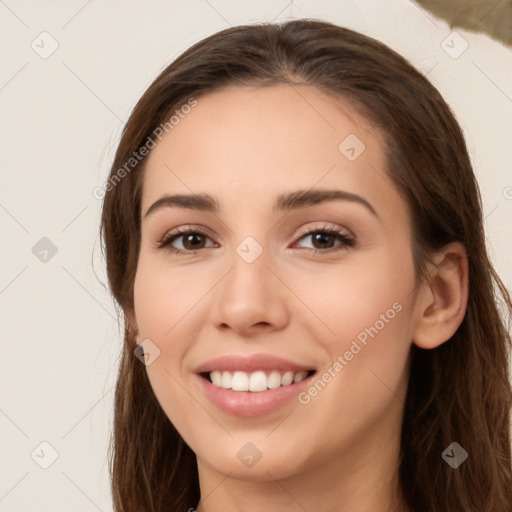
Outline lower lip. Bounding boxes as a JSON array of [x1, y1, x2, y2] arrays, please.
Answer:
[[195, 373, 315, 417]]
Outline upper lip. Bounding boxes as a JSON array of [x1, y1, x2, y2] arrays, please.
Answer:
[[194, 354, 316, 374]]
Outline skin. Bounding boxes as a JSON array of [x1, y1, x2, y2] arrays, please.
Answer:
[[129, 84, 468, 512]]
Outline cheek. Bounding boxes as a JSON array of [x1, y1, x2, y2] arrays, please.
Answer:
[[132, 260, 197, 400], [319, 256, 414, 403], [133, 256, 209, 341], [292, 249, 415, 412], [132, 261, 205, 440], [286, 250, 415, 349]]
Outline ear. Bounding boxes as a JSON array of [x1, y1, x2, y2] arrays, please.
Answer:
[[412, 242, 469, 349]]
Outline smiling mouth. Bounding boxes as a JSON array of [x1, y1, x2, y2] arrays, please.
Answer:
[[199, 369, 316, 392]]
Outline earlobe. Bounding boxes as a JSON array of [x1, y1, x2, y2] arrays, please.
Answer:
[[412, 242, 469, 350]]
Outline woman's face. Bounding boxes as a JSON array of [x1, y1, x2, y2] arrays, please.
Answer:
[[132, 84, 422, 482]]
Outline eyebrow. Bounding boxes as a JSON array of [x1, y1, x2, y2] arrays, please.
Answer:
[[143, 188, 378, 219]]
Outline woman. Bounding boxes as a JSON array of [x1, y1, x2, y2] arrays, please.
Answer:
[[99, 19, 512, 512]]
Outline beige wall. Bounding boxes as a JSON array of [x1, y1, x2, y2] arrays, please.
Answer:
[[0, 0, 510, 510]]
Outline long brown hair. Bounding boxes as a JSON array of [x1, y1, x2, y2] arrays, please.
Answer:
[[99, 19, 512, 512]]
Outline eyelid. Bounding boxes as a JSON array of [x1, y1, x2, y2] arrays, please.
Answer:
[[293, 222, 353, 239], [290, 224, 355, 252], [155, 224, 218, 249]]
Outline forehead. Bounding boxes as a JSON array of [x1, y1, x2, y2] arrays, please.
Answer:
[[140, 84, 403, 221], [146, 83, 379, 166]]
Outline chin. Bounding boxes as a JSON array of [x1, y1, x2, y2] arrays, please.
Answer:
[[195, 438, 308, 481]]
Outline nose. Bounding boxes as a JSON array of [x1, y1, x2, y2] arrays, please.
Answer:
[[208, 248, 289, 337]]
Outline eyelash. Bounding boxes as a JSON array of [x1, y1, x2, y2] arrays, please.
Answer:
[[156, 225, 355, 256]]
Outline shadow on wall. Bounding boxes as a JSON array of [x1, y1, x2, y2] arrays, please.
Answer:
[[415, 0, 512, 46]]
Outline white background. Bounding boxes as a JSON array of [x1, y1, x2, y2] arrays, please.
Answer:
[[1, 0, 511, 510]]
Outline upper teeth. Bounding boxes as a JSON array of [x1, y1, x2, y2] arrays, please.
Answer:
[[209, 370, 309, 392]]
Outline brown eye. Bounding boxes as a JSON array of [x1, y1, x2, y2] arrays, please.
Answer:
[[157, 226, 355, 256], [310, 232, 337, 249], [180, 232, 207, 250], [294, 228, 355, 254], [158, 229, 215, 255]]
